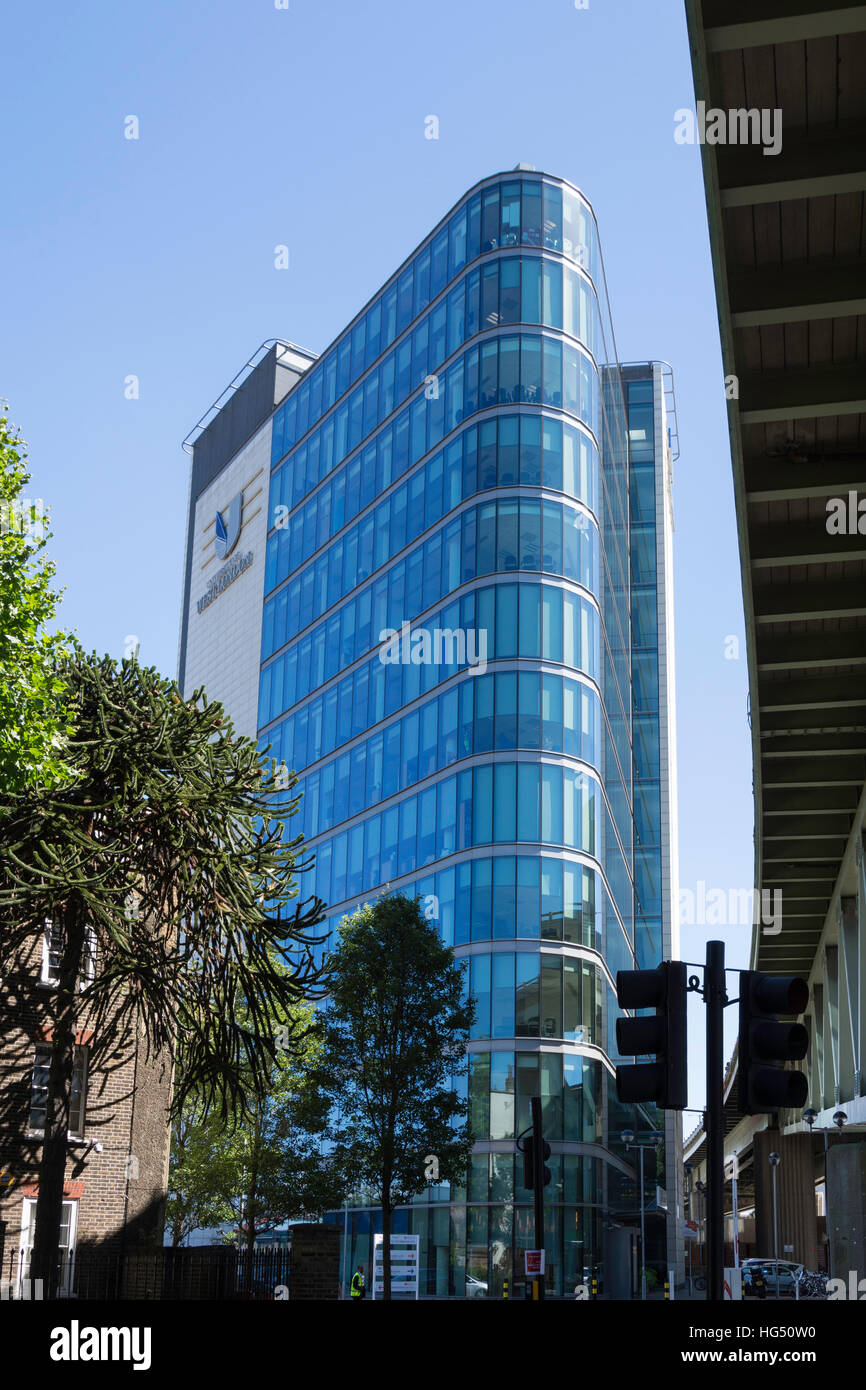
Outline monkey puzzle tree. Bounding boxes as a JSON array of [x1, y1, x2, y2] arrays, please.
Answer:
[[314, 894, 475, 1300], [0, 650, 326, 1295]]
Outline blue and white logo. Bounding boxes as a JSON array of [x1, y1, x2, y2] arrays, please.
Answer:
[[214, 491, 243, 559]]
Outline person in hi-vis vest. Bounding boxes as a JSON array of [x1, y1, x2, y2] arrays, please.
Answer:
[[351, 1265, 366, 1299]]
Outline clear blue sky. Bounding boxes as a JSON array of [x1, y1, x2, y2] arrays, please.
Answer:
[[1, 0, 752, 1102]]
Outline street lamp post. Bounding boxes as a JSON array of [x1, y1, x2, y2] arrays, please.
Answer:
[[621, 1128, 662, 1301], [341, 1198, 349, 1300], [769, 1152, 781, 1298], [695, 1180, 707, 1283], [803, 1108, 823, 1276], [684, 1162, 694, 1295], [731, 1152, 740, 1270]]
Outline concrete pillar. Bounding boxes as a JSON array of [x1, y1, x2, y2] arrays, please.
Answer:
[[827, 1141, 866, 1284], [753, 1130, 819, 1268]]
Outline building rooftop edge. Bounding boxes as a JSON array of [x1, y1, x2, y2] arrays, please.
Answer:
[[180, 170, 606, 460]]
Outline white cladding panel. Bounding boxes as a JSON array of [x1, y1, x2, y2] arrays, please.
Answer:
[[181, 420, 271, 739]]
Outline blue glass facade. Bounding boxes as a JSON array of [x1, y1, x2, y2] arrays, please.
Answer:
[[627, 374, 663, 973], [254, 174, 675, 1296]]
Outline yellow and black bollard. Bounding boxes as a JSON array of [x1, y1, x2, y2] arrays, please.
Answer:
[[503, 1279, 509, 1300]]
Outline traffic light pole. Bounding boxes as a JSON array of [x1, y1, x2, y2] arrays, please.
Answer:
[[705, 940, 726, 1303], [614, 944, 808, 1305], [531, 1095, 545, 1301]]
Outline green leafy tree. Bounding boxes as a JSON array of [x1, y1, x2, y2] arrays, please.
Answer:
[[165, 1100, 235, 1248], [168, 992, 347, 1290], [212, 999, 346, 1288], [0, 651, 326, 1295], [0, 406, 71, 792], [315, 894, 475, 1300]]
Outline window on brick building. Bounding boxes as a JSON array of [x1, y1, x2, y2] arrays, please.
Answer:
[[19, 1198, 78, 1295], [28, 1045, 88, 1138], [40, 920, 97, 989]]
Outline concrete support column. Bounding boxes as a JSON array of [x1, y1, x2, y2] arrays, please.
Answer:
[[753, 1130, 819, 1268], [827, 1141, 866, 1284]]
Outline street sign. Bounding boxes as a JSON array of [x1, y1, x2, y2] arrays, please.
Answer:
[[372, 1233, 420, 1300], [525, 1249, 545, 1276], [683, 1219, 699, 1241]]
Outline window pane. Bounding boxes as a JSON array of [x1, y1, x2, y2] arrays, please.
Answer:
[[543, 260, 562, 329], [516, 764, 539, 841], [541, 856, 563, 939], [29, 1047, 50, 1131], [497, 500, 519, 572], [542, 956, 562, 1040], [499, 258, 520, 324], [496, 584, 518, 659], [516, 955, 539, 1036], [470, 954, 491, 1038], [519, 498, 541, 570], [564, 961, 582, 1042], [492, 856, 515, 939], [471, 856, 492, 939], [516, 856, 540, 937], [542, 764, 563, 843], [518, 584, 540, 657], [521, 256, 541, 323], [493, 763, 516, 842], [490, 1051, 515, 1139]]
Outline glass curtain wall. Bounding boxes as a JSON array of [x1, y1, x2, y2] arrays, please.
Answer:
[[259, 173, 655, 1296]]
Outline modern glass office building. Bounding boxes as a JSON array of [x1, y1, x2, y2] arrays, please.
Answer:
[[178, 169, 681, 1298]]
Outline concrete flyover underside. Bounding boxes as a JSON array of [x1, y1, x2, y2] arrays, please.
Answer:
[[684, 0, 866, 1277]]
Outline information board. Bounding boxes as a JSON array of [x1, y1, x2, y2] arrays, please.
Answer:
[[372, 1233, 420, 1300]]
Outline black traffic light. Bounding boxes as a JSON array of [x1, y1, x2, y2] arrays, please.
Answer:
[[615, 960, 687, 1109], [738, 972, 808, 1115], [521, 1135, 551, 1190]]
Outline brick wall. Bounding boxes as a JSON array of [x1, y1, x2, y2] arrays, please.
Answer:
[[0, 928, 172, 1265], [290, 1225, 341, 1300]]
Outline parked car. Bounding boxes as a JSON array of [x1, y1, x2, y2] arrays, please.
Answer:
[[741, 1259, 804, 1297], [465, 1274, 488, 1299]]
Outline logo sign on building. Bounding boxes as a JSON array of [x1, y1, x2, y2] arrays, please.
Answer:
[[196, 491, 254, 615], [214, 491, 244, 559], [525, 1249, 545, 1276], [372, 1233, 420, 1300]]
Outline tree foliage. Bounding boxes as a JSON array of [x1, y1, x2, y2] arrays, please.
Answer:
[[0, 650, 327, 1290], [164, 1101, 234, 1249], [314, 894, 475, 1299], [168, 990, 347, 1281], [0, 406, 71, 793]]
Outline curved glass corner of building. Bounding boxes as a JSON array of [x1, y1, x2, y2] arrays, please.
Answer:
[[256, 173, 671, 1298]]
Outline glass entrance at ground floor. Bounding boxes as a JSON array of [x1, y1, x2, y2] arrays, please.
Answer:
[[327, 1202, 605, 1299]]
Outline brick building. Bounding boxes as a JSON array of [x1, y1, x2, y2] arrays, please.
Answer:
[[0, 922, 173, 1293]]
